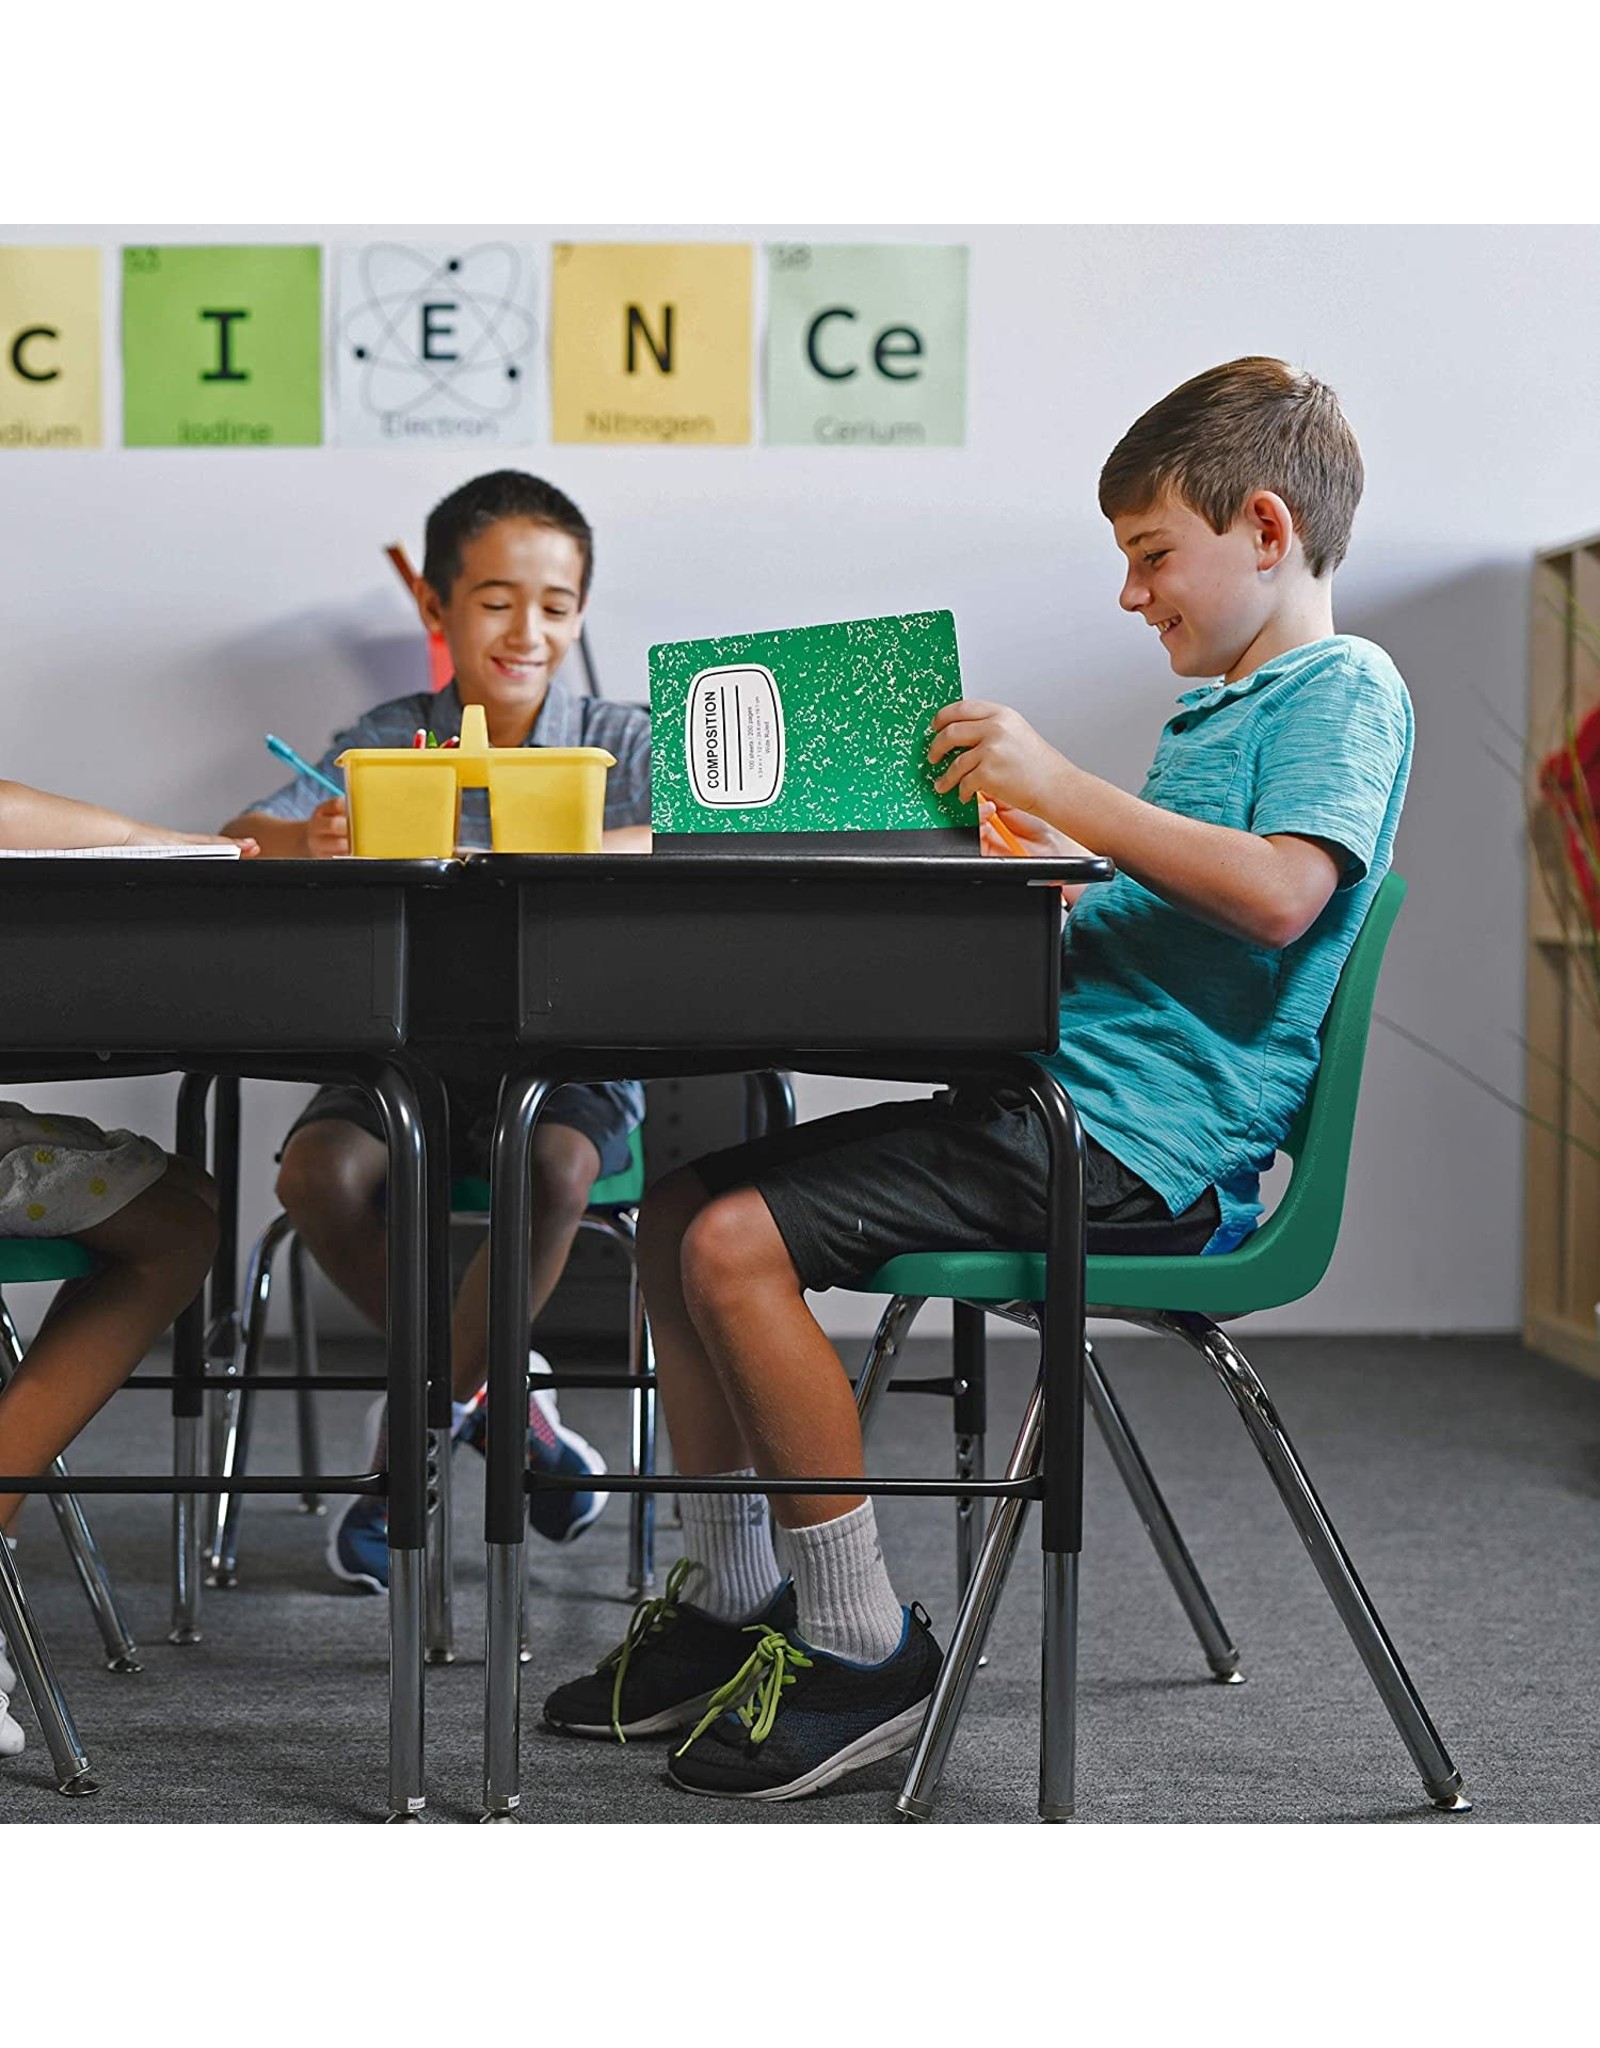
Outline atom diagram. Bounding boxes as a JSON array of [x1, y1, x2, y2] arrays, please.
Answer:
[[340, 243, 538, 420]]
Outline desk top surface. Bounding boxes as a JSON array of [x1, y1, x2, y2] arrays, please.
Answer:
[[0, 852, 1111, 892]]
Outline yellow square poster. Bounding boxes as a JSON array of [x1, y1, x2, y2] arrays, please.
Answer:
[[551, 242, 751, 445], [0, 247, 101, 450]]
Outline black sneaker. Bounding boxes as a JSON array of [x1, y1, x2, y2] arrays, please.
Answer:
[[666, 1604, 942, 1801], [542, 1558, 798, 1743]]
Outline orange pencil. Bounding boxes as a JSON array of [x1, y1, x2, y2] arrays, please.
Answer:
[[977, 791, 1030, 858]]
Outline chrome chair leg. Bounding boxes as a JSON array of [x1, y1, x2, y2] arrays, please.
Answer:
[[208, 1211, 292, 1586], [896, 1364, 1044, 1821], [1160, 1310, 1470, 1811], [1083, 1339, 1242, 1682], [0, 1302, 140, 1672], [425, 1425, 455, 1665], [40, 1460, 142, 1674], [854, 1294, 927, 1439], [625, 1230, 657, 1597], [0, 1534, 97, 1796], [169, 1414, 203, 1644], [288, 1234, 325, 1515]]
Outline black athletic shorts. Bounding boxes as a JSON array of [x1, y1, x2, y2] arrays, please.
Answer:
[[280, 1075, 637, 1183], [692, 1084, 1219, 1293]]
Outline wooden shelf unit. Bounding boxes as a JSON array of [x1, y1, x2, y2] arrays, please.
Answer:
[[1524, 529, 1600, 1380]]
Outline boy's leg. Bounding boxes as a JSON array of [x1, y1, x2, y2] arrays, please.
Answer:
[[0, 1163, 219, 1529], [448, 1123, 604, 1403], [274, 1118, 389, 1330]]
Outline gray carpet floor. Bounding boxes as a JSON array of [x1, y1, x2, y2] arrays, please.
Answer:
[[2, 1329, 1596, 1825]]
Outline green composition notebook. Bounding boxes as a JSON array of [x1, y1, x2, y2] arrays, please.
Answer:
[[649, 609, 978, 853]]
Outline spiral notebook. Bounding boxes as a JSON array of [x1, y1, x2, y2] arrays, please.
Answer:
[[0, 844, 242, 859]]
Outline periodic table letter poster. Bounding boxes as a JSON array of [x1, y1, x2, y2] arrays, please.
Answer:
[[121, 245, 322, 448], [0, 246, 101, 450], [551, 242, 751, 446], [332, 242, 542, 449], [765, 244, 967, 448]]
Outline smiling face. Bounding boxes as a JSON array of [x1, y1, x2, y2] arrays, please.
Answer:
[[1112, 490, 1295, 684], [417, 517, 589, 741]]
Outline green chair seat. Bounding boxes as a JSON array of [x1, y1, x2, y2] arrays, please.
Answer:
[[854, 872, 1405, 1317], [0, 1239, 96, 1284], [450, 1121, 646, 1217]]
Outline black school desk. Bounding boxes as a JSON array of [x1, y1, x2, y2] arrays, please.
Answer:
[[465, 851, 1111, 1824], [0, 856, 457, 1820]]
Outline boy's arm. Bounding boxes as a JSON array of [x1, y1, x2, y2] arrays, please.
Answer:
[[221, 799, 348, 859], [930, 703, 1340, 949], [2, 779, 255, 854]]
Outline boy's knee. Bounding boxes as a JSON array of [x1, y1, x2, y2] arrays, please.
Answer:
[[275, 1122, 383, 1232], [528, 1127, 604, 1225], [637, 1166, 710, 1267], [680, 1188, 792, 1305]]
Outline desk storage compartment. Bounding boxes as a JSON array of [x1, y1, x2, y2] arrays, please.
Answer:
[[515, 875, 1060, 1053], [0, 881, 408, 1052]]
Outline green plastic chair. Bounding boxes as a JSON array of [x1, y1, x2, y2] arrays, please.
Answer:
[[845, 872, 1471, 1821], [0, 1236, 146, 1798]]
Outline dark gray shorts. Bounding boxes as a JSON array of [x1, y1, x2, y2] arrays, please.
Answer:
[[281, 1077, 636, 1183], [692, 1086, 1219, 1293]]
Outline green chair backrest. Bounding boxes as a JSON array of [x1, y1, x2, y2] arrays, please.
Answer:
[[846, 871, 1406, 1320], [451, 1120, 645, 1217]]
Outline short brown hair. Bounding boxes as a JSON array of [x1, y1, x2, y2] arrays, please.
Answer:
[[1098, 357, 1364, 578]]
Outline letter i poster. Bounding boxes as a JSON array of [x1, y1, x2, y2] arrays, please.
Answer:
[[648, 610, 976, 852], [121, 245, 322, 447]]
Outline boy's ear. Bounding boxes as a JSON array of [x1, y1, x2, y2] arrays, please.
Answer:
[[415, 580, 446, 635], [1247, 491, 1295, 571]]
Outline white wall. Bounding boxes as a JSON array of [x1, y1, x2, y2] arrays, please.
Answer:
[[5, 223, 1596, 1339]]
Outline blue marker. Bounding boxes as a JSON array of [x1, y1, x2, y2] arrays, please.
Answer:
[[265, 734, 344, 802]]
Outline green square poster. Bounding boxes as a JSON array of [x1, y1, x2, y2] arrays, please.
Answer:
[[122, 244, 322, 447], [649, 610, 976, 850]]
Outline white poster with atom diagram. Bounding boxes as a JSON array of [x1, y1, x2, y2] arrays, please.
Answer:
[[331, 241, 542, 449]]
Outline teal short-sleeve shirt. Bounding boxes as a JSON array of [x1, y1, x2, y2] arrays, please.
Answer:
[[1040, 634, 1413, 1251]]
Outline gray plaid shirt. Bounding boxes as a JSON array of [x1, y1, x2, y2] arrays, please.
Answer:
[[245, 674, 652, 850]]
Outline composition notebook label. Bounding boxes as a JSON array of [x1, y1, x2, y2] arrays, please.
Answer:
[[650, 609, 976, 842]]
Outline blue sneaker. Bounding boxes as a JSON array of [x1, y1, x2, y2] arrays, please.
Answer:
[[326, 1493, 389, 1593], [457, 1352, 609, 1545]]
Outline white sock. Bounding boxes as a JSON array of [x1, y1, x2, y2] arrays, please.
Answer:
[[778, 1501, 906, 1664], [678, 1471, 783, 1624]]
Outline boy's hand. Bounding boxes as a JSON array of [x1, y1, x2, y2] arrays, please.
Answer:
[[930, 701, 1068, 816], [305, 797, 351, 859], [977, 797, 1090, 862]]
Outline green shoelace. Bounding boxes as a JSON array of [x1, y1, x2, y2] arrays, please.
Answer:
[[603, 1555, 698, 1744], [675, 1627, 814, 1758]]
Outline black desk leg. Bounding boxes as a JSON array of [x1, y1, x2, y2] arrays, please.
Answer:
[[482, 1071, 555, 1822], [371, 1061, 430, 1821], [1021, 1063, 1086, 1822], [208, 1075, 242, 1368], [170, 1073, 214, 1645], [415, 1069, 456, 1667]]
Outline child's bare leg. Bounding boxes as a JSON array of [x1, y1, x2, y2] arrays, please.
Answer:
[[0, 1164, 219, 1529], [275, 1121, 388, 1329], [673, 1185, 905, 1665], [635, 1168, 753, 1477], [676, 1187, 864, 1527], [449, 1124, 603, 1402]]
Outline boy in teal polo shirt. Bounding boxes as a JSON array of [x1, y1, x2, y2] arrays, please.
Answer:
[[542, 357, 1413, 1800]]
